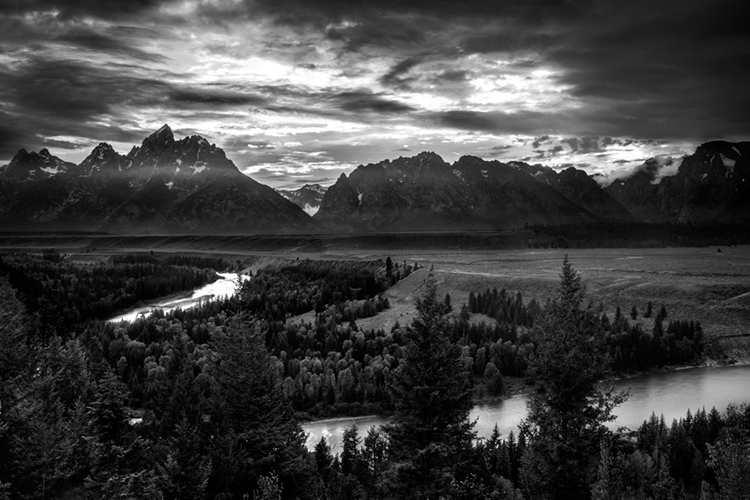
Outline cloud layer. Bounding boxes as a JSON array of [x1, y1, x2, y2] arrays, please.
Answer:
[[1, 0, 747, 187]]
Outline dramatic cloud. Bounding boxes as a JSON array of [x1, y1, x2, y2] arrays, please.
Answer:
[[0, 0, 747, 187]]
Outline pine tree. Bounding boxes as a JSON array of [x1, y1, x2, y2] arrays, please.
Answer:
[[383, 274, 475, 498], [520, 256, 627, 500], [315, 437, 334, 476], [645, 301, 654, 318], [341, 424, 360, 477], [207, 317, 317, 499], [361, 427, 388, 497]]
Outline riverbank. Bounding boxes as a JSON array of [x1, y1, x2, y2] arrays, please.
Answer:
[[297, 356, 750, 425], [302, 364, 750, 454], [107, 271, 245, 323]]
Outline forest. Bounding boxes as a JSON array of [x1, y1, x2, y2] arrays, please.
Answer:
[[0, 253, 747, 499]]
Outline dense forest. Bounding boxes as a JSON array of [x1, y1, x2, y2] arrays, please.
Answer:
[[0, 253, 746, 499], [0, 253, 226, 337]]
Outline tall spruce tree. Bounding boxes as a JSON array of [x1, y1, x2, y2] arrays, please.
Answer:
[[206, 317, 317, 499], [383, 274, 475, 499], [520, 256, 627, 500]]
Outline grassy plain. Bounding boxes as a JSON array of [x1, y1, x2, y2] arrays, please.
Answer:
[[351, 247, 750, 363], [2, 233, 748, 362]]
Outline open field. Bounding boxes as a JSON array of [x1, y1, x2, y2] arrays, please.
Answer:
[[346, 247, 750, 362], [2, 233, 748, 361]]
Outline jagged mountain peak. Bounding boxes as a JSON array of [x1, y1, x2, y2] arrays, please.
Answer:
[[605, 140, 750, 222], [277, 183, 328, 216], [92, 142, 115, 152], [0, 125, 316, 233], [79, 142, 126, 176], [154, 123, 174, 138], [141, 124, 176, 149], [454, 155, 486, 167], [11, 148, 30, 162], [2, 147, 76, 179], [302, 183, 326, 192], [698, 140, 750, 158], [392, 151, 448, 169]]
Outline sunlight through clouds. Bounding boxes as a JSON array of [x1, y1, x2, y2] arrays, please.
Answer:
[[1, 0, 746, 188]]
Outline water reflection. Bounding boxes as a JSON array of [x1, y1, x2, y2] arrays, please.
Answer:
[[108, 272, 245, 323], [303, 365, 750, 454]]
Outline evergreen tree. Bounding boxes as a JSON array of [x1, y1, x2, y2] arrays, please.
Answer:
[[361, 427, 388, 497], [383, 274, 475, 499], [520, 256, 627, 500], [645, 301, 654, 318], [341, 424, 361, 477], [314, 437, 334, 480], [207, 317, 317, 499], [484, 362, 503, 396]]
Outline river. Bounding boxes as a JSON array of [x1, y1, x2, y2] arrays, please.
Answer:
[[302, 365, 750, 454], [107, 272, 245, 323], [104, 276, 750, 455]]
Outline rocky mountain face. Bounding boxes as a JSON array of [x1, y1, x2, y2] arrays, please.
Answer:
[[2, 131, 747, 234], [0, 148, 81, 181], [605, 141, 750, 222], [0, 125, 315, 233], [314, 152, 616, 231], [277, 184, 327, 215], [517, 163, 637, 221]]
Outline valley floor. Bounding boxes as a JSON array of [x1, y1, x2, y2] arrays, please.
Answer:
[[3, 234, 749, 362]]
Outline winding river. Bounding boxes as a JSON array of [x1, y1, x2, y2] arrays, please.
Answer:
[[107, 272, 245, 323], [103, 276, 750, 457], [302, 365, 750, 454]]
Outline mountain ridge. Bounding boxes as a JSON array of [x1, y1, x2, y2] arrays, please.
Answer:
[[0, 125, 315, 234], [2, 130, 748, 233]]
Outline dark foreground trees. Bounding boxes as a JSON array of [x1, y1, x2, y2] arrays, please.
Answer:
[[205, 318, 317, 499], [520, 256, 627, 500], [383, 275, 475, 499], [1, 253, 742, 499]]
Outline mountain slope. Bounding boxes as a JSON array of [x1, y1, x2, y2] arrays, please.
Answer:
[[606, 141, 750, 222], [315, 152, 605, 231], [517, 163, 636, 221], [0, 125, 315, 233]]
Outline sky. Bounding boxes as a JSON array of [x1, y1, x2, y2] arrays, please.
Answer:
[[1, 0, 748, 189]]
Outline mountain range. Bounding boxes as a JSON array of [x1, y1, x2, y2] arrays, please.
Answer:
[[277, 184, 327, 216], [1, 126, 747, 233], [0, 125, 313, 233]]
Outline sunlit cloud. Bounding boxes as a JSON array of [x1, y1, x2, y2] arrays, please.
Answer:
[[0, 0, 746, 187]]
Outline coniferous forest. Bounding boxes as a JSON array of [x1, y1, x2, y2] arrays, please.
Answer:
[[1, 253, 748, 499]]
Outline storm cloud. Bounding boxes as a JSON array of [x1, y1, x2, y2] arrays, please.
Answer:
[[0, 0, 747, 187]]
